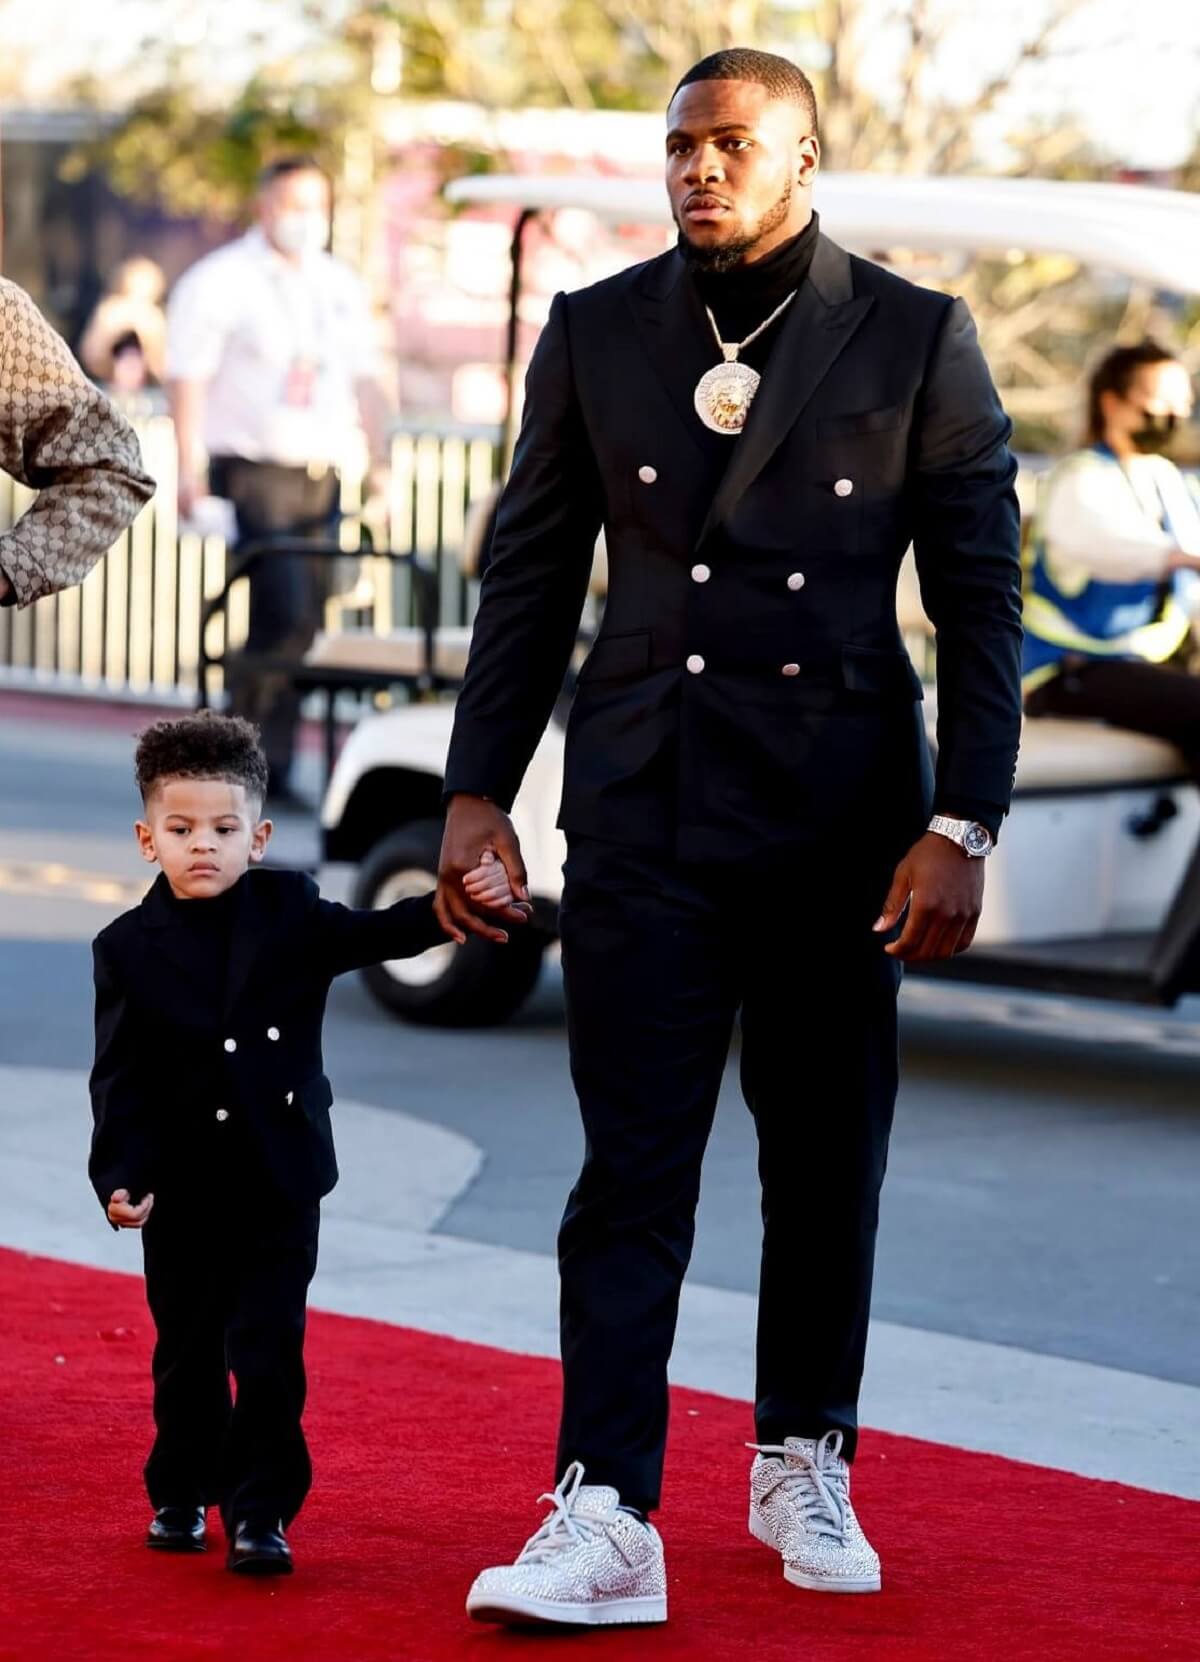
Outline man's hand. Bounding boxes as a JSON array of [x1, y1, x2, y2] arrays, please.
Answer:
[[873, 831, 985, 961], [362, 463, 392, 534], [436, 795, 531, 946], [177, 470, 205, 522], [108, 1188, 154, 1229]]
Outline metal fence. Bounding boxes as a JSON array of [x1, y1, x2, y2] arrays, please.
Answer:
[[0, 419, 499, 702]]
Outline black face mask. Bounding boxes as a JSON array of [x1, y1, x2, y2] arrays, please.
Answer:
[[1129, 410, 1180, 455]]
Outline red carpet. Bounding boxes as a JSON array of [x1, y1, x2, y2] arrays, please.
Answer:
[[0, 1248, 1195, 1662]]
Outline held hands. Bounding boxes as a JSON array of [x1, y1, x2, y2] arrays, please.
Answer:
[[464, 850, 517, 911], [436, 795, 533, 946], [873, 831, 985, 961], [108, 1188, 154, 1229]]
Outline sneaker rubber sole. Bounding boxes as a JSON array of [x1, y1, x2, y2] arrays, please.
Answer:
[[749, 1504, 881, 1594], [466, 1591, 667, 1627]]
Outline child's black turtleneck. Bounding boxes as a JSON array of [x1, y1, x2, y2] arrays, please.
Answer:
[[162, 872, 243, 1022]]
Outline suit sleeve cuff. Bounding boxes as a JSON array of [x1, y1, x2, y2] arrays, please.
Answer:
[[441, 779, 515, 813]]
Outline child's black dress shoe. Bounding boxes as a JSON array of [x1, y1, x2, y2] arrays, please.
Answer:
[[226, 1519, 293, 1575], [146, 1505, 206, 1551]]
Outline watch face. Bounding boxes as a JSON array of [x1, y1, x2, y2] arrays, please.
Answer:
[[963, 822, 992, 856]]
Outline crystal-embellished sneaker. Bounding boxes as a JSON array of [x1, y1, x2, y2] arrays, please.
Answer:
[[466, 1462, 668, 1627], [748, 1431, 881, 1593]]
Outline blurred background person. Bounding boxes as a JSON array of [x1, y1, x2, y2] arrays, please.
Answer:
[[1023, 340, 1200, 772], [165, 156, 393, 812], [79, 256, 168, 391], [0, 276, 154, 609], [107, 330, 154, 400]]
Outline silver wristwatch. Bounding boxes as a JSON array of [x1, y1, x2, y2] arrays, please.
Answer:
[[928, 815, 994, 858]]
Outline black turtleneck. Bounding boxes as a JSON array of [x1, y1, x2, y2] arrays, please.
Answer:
[[681, 215, 820, 477], [162, 872, 243, 1022], [160, 870, 272, 1182], [689, 212, 820, 377]]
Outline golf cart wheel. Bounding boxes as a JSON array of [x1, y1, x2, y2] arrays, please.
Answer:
[[352, 821, 546, 1027]]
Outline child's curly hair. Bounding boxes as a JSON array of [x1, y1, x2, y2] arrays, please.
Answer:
[[135, 711, 269, 807]]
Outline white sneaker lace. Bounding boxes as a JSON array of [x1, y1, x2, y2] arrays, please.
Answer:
[[516, 1462, 631, 1568], [748, 1430, 850, 1545]]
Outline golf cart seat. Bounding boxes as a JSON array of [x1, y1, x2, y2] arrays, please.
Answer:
[[921, 691, 1188, 793], [299, 494, 500, 687], [1011, 717, 1189, 792], [900, 555, 1191, 791], [305, 624, 474, 682]]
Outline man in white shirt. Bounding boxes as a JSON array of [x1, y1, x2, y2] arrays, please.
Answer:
[[167, 157, 392, 808]]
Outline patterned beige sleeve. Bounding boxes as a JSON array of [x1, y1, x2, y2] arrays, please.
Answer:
[[0, 278, 157, 607]]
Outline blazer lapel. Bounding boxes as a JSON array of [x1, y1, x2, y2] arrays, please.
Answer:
[[138, 872, 217, 1008], [625, 249, 716, 465], [222, 871, 264, 1021], [697, 234, 874, 548]]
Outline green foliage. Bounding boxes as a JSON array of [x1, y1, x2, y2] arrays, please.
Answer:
[[62, 80, 335, 220]]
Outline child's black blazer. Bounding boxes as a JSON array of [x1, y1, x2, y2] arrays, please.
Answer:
[[88, 867, 445, 1214]]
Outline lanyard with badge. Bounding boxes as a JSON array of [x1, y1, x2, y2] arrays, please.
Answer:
[[264, 256, 338, 462], [272, 260, 331, 410]]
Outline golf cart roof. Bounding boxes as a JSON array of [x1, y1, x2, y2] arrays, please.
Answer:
[[445, 172, 1200, 294]]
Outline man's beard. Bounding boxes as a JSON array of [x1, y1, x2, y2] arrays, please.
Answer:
[[676, 175, 793, 273]]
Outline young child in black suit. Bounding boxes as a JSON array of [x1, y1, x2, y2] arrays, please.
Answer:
[[89, 712, 519, 1574]]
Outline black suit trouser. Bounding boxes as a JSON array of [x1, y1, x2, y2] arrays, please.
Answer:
[[209, 455, 341, 785], [141, 1188, 319, 1530], [555, 834, 901, 1515]]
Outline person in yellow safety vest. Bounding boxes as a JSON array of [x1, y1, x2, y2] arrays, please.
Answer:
[[1023, 340, 1200, 770]]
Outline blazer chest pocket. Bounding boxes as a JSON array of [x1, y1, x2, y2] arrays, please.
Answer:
[[578, 630, 652, 685], [818, 405, 904, 441]]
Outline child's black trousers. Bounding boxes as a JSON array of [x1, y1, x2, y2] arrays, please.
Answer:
[[140, 1182, 319, 1532]]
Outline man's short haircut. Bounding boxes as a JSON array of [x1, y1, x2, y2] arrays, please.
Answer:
[[258, 154, 327, 192], [1085, 338, 1179, 443], [673, 49, 819, 139], [135, 711, 269, 809]]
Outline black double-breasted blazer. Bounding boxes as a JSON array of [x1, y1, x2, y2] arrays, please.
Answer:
[[444, 232, 1023, 864], [88, 868, 444, 1214]]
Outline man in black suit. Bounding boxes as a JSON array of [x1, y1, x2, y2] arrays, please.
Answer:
[[89, 712, 515, 1575], [440, 48, 1022, 1627]]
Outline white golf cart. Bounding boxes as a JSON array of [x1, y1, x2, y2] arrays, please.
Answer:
[[321, 172, 1200, 1025]]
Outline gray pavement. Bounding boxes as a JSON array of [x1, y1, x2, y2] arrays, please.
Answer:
[[1, 694, 1199, 1496]]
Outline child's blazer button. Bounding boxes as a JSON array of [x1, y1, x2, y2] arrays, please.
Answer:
[[285, 1091, 294, 1106], [267, 1026, 280, 1041], [223, 1038, 237, 1053], [215, 1109, 229, 1122]]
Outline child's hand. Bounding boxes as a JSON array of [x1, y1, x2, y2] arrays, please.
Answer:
[[463, 849, 518, 913], [108, 1189, 154, 1228]]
